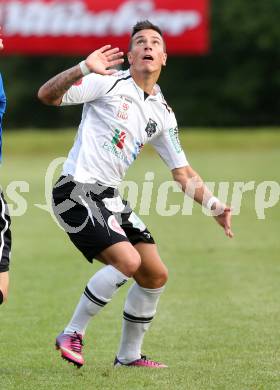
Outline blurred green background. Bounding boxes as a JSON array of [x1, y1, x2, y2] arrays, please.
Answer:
[[1, 0, 279, 128]]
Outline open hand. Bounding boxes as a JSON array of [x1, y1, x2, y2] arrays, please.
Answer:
[[213, 205, 234, 238], [85, 45, 124, 75]]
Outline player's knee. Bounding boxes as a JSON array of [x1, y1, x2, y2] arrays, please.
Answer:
[[143, 266, 168, 289], [153, 266, 168, 288], [123, 252, 141, 277], [161, 267, 169, 285]]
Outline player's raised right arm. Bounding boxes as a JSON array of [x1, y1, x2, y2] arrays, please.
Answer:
[[38, 65, 83, 106], [38, 45, 124, 106]]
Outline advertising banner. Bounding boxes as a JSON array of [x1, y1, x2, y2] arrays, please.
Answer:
[[0, 0, 209, 55]]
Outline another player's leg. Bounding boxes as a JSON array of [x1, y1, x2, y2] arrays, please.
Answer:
[[115, 242, 168, 368], [56, 241, 141, 367], [0, 271, 9, 304], [0, 190, 11, 305]]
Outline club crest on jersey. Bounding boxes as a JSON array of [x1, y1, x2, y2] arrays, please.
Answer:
[[145, 118, 158, 137], [112, 128, 126, 149]]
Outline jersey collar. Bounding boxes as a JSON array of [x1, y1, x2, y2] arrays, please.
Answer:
[[128, 69, 161, 102]]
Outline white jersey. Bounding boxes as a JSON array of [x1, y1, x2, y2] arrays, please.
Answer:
[[61, 69, 189, 187]]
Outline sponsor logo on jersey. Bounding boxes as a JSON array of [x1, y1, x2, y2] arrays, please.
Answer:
[[145, 118, 158, 137], [102, 141, 129, 165], [169, 126, 182, 153], [102, 128, 129, 164], [112, 128, 126, 149], [117, 110, 128, 120], [107, 215, 126, 237], [122, 102, 129, 111], [117, 97, 131, 121]]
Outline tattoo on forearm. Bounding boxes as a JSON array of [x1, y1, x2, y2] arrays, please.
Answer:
[[41, 65, 82, 101]]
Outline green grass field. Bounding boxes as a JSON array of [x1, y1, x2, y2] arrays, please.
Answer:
[[0, 128, 280, 389]]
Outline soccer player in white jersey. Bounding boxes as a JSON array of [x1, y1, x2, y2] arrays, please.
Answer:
[[38, 20, 233, 368], [0, 30, 12, 306]]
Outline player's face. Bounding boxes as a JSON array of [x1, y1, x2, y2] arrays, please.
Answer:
[[127, 29, 167, 74], [0, 26, 4, 50]]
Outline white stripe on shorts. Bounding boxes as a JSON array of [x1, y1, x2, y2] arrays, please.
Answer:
[[0, 192, 9, 263]]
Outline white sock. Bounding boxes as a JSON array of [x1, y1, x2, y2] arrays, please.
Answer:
[[117, 283, 165, 363], [64, 265, 129, 335]]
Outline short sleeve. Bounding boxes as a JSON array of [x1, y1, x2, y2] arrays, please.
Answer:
[[61, 73, 115, 106], [149, 111, 189, 170]]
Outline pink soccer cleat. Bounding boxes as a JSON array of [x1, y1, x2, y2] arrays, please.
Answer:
[[55, 331, 84, 368], [114, 355, 168, 368]]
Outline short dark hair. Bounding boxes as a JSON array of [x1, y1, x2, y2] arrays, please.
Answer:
[[128, 20, 165, 51], [131, 20, 163, 38]]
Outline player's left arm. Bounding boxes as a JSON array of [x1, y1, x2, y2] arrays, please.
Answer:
[[150, 108, 233, 238], [172, 165, 234, 238]]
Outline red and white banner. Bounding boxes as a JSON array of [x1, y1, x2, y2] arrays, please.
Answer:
[[0, 0, 209, 55]]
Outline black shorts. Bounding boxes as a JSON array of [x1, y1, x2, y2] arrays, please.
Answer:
[[52, 175, 155, 262], [0, 190, 11, 273]]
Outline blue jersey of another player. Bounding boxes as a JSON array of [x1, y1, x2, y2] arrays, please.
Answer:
[[0, 73, 6, 162]]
